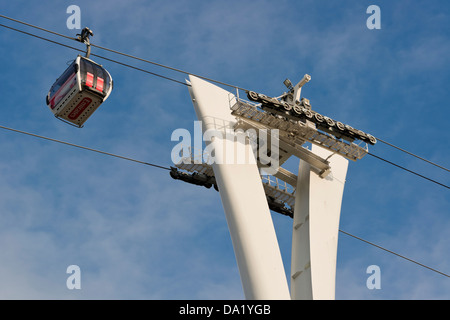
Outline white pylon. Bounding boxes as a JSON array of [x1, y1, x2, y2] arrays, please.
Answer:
[[187, 75, 348, 300]]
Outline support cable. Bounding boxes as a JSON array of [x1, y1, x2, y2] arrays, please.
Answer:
[[377, 138, 450, 173], [0, 22, 190, 87], [339, 230, 450, 278], [0, 13, 76, 40], [0, 124, 171, 171], [368, 152, 450, 190], [0, 14, 248, 92]]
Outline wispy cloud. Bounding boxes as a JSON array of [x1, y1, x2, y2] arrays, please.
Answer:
[[0, 0, 448, 300]]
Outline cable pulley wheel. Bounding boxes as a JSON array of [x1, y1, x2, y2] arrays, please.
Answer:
[[325, 117, 335, 127], [282, 102, 292, 111], [248, 91, 259, 101], [314, 113, 324, 122], [303, 109, 313, 119], [293, 105, 302, 115], [367, 134, 377, 144]]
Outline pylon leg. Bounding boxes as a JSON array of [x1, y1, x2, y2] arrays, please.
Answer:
[[187, 75, 290, 300], [290, 145, 348, 300]]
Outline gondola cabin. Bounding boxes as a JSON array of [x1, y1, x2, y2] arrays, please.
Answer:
[[46, 55, 113, 127]]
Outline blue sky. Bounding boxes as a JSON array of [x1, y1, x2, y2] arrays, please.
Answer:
[[0, 0, 449, 299]]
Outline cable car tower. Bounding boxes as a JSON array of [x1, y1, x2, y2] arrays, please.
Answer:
[[172, 74, 376, 300]]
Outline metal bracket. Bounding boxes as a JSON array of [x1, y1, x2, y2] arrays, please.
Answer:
[[233, 115, 332, 178], [76, 27, 94, 58], [283, 74, 311, 105]]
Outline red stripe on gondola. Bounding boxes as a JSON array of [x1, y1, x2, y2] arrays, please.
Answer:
[[96, 77, 104, 92], [49, 73, 77, 109], [86, 72, 94, 87]]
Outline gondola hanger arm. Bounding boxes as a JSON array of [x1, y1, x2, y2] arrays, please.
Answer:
[[76, 27, 94, 58]]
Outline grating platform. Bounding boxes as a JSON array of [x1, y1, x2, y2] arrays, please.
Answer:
[[230, 100, 369, 162]]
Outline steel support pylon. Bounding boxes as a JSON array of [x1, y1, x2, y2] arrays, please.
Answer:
[[187, 75, 348, 300]]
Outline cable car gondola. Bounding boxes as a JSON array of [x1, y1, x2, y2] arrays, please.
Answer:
[[45, 28, 113, 128]]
